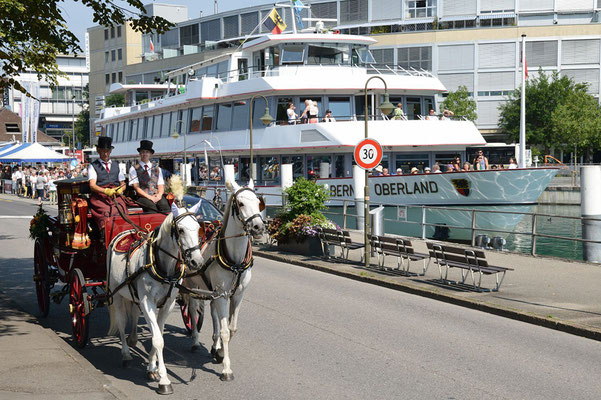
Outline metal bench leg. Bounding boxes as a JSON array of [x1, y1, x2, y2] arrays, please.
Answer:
[[423, 258, 431, 276], [495, 271, 507, 291]]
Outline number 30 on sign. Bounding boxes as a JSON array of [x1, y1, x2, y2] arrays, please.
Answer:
[[354, 138, 383, 170]]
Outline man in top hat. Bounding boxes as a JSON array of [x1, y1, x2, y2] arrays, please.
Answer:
[[88, 136, 127, 231], [128, 140, 170, 213]]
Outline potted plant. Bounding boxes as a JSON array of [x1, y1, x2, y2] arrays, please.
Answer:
[[268, 178, 338, 256]]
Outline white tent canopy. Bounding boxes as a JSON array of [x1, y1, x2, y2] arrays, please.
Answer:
[[0, 143, 21, 157], [0, 142, 70, 162]]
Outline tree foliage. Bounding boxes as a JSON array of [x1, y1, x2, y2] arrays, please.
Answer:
[[105, 93, 125, 107], [0, 0, 173, 95], [498, 69, 589, 152], [74, 108, 90, 147], [551, 90, 601, 152], [440, 85, 477, 122]]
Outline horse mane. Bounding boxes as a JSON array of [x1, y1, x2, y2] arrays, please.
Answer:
[[168, 175, 185, 203]]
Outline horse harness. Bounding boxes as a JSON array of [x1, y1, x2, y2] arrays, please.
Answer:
[[108, 212, 198, 308]]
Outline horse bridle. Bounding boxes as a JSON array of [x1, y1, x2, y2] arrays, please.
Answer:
[[155, 211, 203, 268], [230, 187, 265, 232]]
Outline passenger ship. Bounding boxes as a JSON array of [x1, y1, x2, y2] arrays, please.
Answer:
[[97, 32, 558, 240]]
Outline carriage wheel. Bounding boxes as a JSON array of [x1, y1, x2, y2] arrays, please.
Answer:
[[180, 301, 204, 334], [69, 268, 90, 348], [33, 240, 50, 317]]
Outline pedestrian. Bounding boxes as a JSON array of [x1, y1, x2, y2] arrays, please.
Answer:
[[35, 172, 46, 206]]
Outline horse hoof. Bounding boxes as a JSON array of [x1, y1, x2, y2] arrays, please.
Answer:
[[146, 371, 160, 382], [157, 384, 174, 395], [211, 347, 224, 363], [220, 373, 234, 382], [191, 344, 201, 353]]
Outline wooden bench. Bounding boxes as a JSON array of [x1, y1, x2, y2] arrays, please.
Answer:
[[426, 242, 513, 291], [370, 235, 429, 274], [318, 228, 365, 260]]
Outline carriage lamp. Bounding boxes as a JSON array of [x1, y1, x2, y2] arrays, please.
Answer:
[[58, 203, 73, 226]]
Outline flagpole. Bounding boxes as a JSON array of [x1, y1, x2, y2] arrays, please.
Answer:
[[519, 33, 527, 168], [290, 0, 297, 34]]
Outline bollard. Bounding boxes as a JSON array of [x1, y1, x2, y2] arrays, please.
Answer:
[[353, 165, 365, 228], [581, 166, 601, 263], [319, 162, 330, 179], [280, 164, 293, 207]]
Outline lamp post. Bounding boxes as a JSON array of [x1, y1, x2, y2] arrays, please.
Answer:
[[61, 134, 71, 156], [248, 94, 274, 181], [363, 76, 394, 268], [171, 119, 187, 186]]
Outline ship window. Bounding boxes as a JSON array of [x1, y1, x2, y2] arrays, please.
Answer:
[[142, 117, 150, 139], [352, 46, 375, 65], [282, 155, 304, 179], [300, 97, 322, 119], [307, 155, 331, 178], [202, 105, 214, 131], [216, 103, 233, 131], [252, 97, 271, 128], [160, 112, 172, 138], [152, 114, 162, 138], [281, 44, 305, 64], [395, 153, 429, 174], [308, 44, 348, 65], [260, 156, 280, 182], [276, 97, 293, 125], [175, 109, 189, 134], [190, 107, 202, 133], [129, 119, 138, 142], [406, 97, 422, 120], [232, 100, 249, 131], [327, 97, 351, 121]]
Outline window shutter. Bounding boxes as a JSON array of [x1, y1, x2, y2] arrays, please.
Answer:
[[478, 72, 515, 91], [201, 19, 221, 43], [443, 0, 477, 16], [526, 41, 558, 67], [223, 16, 239, 39], [518, 0, 554, 12], [439, 73, 474, 92], [477, 101, 504, 126], [561, 69, 600, 94], [556, 0, 594, 11], [371, 48, 394, 65], [438, 45, 475, 71], [561, 40, 600, 65], [480, 0, 514, 12], [372, 0, 402, 21], [241, 12, 259, 36], [479, 43, 516, 68]]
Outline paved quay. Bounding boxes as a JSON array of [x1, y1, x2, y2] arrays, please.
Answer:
[[255, 232, 601, 342]]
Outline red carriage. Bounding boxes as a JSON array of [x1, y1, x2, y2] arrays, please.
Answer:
[[32, 177, 221, 348]]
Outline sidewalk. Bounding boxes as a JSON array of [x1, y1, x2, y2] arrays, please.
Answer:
[[0, 293, 124, 400], [254, 232, 601, 341]]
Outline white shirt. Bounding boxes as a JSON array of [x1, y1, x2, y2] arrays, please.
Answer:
[[128, 161, 164, 186], [35, 176, 47, 190], [508, 164, 517, 169], [287, 108, 297, 123], [87, 159, 125, 182]]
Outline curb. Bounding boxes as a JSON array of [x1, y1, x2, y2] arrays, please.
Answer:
[[0, 291, 128, 400], [254, 249, 601, 343]]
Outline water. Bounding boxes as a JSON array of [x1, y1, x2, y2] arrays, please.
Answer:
[[322, 204, 585, 261]]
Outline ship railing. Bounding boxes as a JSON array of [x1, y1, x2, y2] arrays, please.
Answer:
[[254, 195, 596, 260]]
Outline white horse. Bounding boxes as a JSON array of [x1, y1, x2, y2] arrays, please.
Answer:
[[107, 200, 204, 395], [181, 179, 265, 381]]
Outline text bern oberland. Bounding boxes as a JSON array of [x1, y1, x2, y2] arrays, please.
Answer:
[[330, 180, 439, 198]]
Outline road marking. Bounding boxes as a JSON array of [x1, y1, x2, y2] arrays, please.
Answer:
[[0, 216, 33, 219], [0, 199, 13, 202]]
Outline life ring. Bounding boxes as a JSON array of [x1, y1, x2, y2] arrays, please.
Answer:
[[334, 30, 340, 34]]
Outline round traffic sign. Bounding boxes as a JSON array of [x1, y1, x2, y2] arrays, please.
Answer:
[[354, 138, 383, 170]]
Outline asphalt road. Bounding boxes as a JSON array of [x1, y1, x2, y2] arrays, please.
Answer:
[[1, 198, 601, 399]]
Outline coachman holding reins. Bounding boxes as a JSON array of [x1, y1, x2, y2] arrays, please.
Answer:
[[87, 136, 128, 231]]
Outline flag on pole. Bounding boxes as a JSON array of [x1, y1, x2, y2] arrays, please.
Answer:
[[150, 38, 155, 53], [521, 50, 528, 79], [263, 8, 287, 34], [293, 0, 305, 29]]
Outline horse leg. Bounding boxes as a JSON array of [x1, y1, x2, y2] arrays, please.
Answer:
[[210, 299, 223, 363], [228, 270, 251, 339], [109, 295, 134, 367], [190, 297, 202, 352], [214, 297, 234, 381], [139, 298, 172, 394], [126, 303, 140, 348]]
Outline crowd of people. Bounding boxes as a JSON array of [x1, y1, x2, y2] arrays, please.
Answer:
[[0, 164, 88, 205], [371, 151, 519, 176]]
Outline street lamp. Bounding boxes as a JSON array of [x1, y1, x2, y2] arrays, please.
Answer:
[[171, 119, 187, 186], [61, 134, 71, 156], [248, 94, 274, 181], [363, 76, 394, 268]]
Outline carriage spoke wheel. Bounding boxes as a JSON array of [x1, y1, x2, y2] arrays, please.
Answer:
[[33, 240, 50, 317], [180, 301, 204, 335], [69, 268, 90, 348]]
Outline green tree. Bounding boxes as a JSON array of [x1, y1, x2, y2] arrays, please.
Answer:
[[440, 85, 477, 121], [498, 69, 588, 153], [74, 109, 90, 148], [105, 93, 125, 107], [551, 90, 601, 158], [0, 1, 173, 95]]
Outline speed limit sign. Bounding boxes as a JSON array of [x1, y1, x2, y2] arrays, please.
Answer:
[[354, 138, 383, 170]]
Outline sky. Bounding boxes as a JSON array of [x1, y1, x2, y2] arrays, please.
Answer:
[[62, 0, 271, 48]]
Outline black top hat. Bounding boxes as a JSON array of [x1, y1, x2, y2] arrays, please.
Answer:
[[96, 136, 114, 150], [137, 140, 155, 154]]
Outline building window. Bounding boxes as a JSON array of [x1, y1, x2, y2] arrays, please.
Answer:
[[117, 48, 122, 60], [111, 49, 116, 61], [180, 24, 199, 46], [110, 26, 115, 38], [118, 71, 123, 83], [117, 26, 121, 37], [104, 29, 109, 40], [112, 72, 116, 83], [406, 0, 436, 19], [398, 46, 432, 71], [340, 0, 368, 24], [105, 51, 109, 63], [105, 74, 110, 85]]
